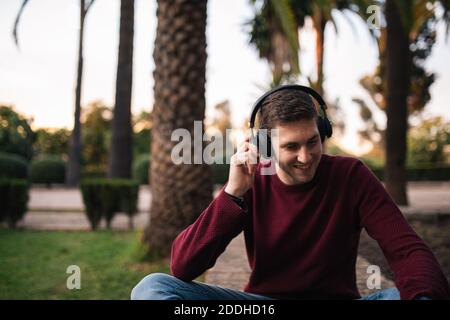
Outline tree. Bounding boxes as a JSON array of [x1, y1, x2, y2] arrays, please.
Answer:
[[142, 0, 213, 257], [133, 110, 152, 159], [205, 100, 233, 161], [247, 1, 360, 141], [12, 0, 96, 187], [384, 0, 449, 205], [0, 105, 35, 160], [248, 0, 308, 85], [108, 0, 135, 179], [82, 101, 112, 172], [356, 13, 438, 141], [352, 1, 449, 204], [33, 128, 70, 160], [408, 116, 450, 166]]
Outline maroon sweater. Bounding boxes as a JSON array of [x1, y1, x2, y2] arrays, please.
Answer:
[[170, 154, 449, 299]]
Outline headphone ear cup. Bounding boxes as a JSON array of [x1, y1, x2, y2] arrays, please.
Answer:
[[257, 131, 272, 158], [324, 118, 333, 139], [317, 117, 326, 143]]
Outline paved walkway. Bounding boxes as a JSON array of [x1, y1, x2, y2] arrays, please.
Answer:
[[20, 182, 450, 230]]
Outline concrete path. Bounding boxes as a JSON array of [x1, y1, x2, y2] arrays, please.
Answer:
[[20, 182, 450, 231], [28, 185, 152, 212], [19, 211, 149, 231], [27, 182, 450, 213]]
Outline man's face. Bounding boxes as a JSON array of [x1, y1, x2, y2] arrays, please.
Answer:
[[272, 119, 323, 185]]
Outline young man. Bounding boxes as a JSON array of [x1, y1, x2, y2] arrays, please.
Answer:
[[131, 88, 449, 300]]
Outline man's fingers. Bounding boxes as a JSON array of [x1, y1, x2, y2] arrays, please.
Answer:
[[238, 140, 254, 152], [232, 150, 258, 166]]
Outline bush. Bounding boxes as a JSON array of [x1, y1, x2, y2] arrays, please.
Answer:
[[30, 155, 66, 186], [80, 179, 139, 230], [81, 166, 107, 179], [367, 165, 450, 181], [406, 165, 450, 181], [133, 154, 150, 185], [0, 152, 28, 180], [0, 105, 35, 160], [211, 163, 230, 185], [0, 179, 29, 228]]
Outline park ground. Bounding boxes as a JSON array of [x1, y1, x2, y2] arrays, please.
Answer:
[[1, 182, 449, 299]]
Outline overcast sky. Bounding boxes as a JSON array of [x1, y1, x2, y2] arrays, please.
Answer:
[[1, 0, 449, 154]]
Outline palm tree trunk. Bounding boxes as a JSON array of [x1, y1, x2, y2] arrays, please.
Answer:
[[66, 0, 85, 187], [267, 10, 297, 85], [384, 0, 409, 205], [108, 0, 134, 179], [142, 0, 213, 257], [313, 9, 326, 96]]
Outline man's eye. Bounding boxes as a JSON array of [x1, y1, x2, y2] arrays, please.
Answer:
[[308, 140, 317, 146]]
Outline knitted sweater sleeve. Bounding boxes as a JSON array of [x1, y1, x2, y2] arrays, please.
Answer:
[[170, 186, 248, 281]]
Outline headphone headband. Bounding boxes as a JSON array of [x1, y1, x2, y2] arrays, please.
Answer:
[[249, 84, 328, 128]]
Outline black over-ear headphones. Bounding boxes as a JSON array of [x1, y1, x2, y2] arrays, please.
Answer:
[[249, 84, 333, 158]]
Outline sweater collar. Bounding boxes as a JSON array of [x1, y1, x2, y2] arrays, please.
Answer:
[[265, 154, 328, 192]]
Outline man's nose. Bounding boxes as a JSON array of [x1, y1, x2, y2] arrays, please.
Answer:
[[297, 147, 312, 164]]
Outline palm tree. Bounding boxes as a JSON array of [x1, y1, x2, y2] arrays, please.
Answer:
[[384, 0, 412, 205], [308, 0, 358, 95], [12, 0, 96, 187], [108, 0, 135, 179], [247, 0, 358, 140], [248, 0, 308, 85], [355, 9, 438, 172], [142, 0, 213, 257], [248, 1, 358, 89], [381, 0, 448, 205]]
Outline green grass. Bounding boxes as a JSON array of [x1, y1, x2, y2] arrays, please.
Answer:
[[0, 228, 170, 299]]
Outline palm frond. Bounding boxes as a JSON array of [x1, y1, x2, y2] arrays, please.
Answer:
[[85, 0, 96, 15], [12, 0, 30, 48], [269, 0, 300, 74], [436, 0, 450, 39]]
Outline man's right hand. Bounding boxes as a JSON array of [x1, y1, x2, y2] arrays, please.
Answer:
[[224, 137, 259, 197]]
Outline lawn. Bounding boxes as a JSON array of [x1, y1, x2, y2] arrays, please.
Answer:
[[0, 229, 170, 299]]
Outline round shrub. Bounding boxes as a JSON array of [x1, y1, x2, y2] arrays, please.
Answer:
[[30, 155, 66, 185], [79, 178, 139, 230], [0, 152, 28, 180], [0, 179, 29, 228], [133, 154, 150, 185]]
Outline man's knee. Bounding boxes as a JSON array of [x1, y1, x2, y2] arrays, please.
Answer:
[[382, 288, 400, 300], [131, 272, 181, 300]]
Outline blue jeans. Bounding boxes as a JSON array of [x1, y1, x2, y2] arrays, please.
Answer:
[[130, 273, 401, 300]]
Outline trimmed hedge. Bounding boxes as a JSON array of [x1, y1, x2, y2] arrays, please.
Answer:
[[0, 152, 28, 180], [209, 162, 450, 184], [30, 155, 66, 186], [369, 165, 450, 181], [81, 167, 107, 179], [80, 179, 139, 230], [133, 154, 150, 185], [0, 179, 29, 228]]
